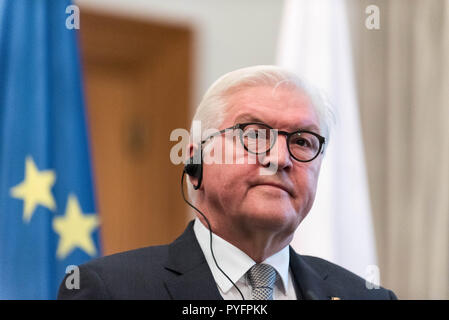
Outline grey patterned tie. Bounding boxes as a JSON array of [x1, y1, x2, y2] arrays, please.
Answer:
[[247, 263, 277, 300]]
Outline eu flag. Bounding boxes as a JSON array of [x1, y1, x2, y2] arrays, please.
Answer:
[[0, 0, 101, 299]]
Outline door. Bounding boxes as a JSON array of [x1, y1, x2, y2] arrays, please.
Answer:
[[79, 10, 192, 255]]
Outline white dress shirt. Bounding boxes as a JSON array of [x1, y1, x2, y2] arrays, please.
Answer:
[[193, 218, 297, 300]]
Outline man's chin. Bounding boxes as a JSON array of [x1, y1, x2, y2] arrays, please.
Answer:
[[240, 201, 299, 231]]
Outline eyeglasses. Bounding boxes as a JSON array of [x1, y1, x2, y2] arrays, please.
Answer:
[[201, 122, 325, 162]]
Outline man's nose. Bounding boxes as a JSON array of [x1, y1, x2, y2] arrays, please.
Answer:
[[260, 134, 293, 171]]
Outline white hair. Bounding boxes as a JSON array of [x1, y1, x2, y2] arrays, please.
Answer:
[[187, 65, 335, 200]]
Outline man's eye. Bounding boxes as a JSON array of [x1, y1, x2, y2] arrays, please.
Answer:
[[295, 138, 310, 147], [250, 131, 258, 138], [245, 130, 259, 139]]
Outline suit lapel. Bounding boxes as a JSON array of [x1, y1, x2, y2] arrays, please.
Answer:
[[163, 222, 343, 300], [163, 221, 223, 300], [289, 246, 338, 300]]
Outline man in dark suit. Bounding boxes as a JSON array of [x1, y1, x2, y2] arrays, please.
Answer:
[[58, 66, 397, 300]]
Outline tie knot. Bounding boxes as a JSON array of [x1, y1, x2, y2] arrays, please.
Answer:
[[247, 264, 277, 300]]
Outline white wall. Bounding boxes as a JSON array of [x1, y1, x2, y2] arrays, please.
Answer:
[[76, 0, 284, 114]]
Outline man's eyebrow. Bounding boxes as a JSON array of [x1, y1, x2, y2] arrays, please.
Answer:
[[235, 114, 320, 133], [297, 124, 321, 133], [234, 114, 266, 124]]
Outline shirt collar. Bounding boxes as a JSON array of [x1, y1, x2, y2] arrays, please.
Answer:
[[193, 218, 290, 294]]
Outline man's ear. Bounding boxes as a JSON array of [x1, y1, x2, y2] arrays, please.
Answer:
[[186, 143, 197, 160], [185, 143, 201, 165], [184, 143, 202, 189]]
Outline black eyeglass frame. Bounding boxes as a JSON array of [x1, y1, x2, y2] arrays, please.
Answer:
[[200, 122, 326, 163]]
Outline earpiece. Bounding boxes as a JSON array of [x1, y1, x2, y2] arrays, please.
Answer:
[[183, 151, 203, 190]]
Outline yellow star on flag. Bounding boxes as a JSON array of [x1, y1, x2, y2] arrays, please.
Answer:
[[53, 194, 99, 260], [10, 156, 56, 223]]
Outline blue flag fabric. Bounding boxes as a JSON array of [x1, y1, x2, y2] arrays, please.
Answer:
[[0, 0, 101, 299]]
